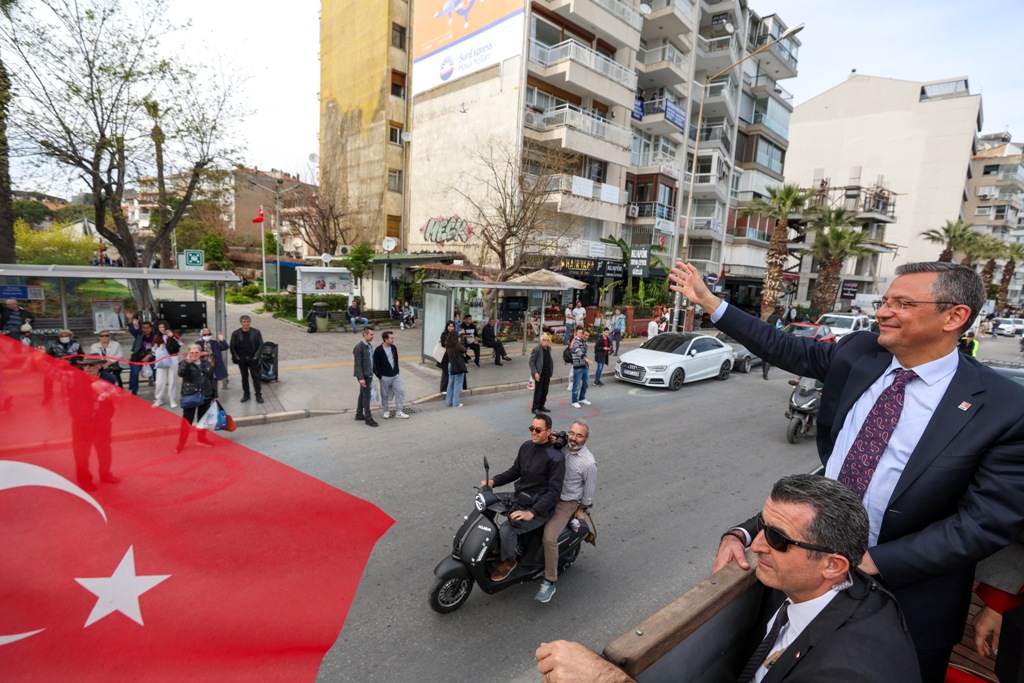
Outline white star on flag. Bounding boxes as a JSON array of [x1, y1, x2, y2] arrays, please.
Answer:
[[75, 546, 171, 627]]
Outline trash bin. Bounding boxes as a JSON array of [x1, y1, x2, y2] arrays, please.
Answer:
[[259, 341, 279, 382], [312, 302, 329, 332]]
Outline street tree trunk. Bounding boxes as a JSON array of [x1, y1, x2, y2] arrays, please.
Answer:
[[761, 219, 790, 320]]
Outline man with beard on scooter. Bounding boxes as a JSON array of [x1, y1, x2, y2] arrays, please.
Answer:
[[484, 413, 566, 581]]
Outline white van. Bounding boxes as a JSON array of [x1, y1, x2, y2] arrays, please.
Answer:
[[815, 313, 873, 338]]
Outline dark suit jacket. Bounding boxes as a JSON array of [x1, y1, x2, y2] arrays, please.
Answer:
[[229, 327, 264, 364], [352, 340, 373, 380], [717, 305, 1024, 649], [758, 571, 920, 683]]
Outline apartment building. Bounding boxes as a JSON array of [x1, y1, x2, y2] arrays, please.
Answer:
[[784, 74, 983, 289], [964, 131, 1024, 302], [322, 0, 799, 303]]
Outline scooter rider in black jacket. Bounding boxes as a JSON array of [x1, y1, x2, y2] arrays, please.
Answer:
[[483, 413, 565, 581]]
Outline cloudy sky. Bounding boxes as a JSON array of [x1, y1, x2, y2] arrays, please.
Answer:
[[17, 0, 1024, 196]]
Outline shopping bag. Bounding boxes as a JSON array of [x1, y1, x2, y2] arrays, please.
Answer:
[[215, 406, 229, 431], [196, 400, 220, 431], [370, 377, 379, 404], [432, 341, 446, 364], [224, 414, 237, 432], [154, 346, 172, 369], [140, 363, 154, 379]]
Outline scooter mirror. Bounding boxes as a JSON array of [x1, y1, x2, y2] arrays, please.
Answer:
[[483, 456, 490, 470]]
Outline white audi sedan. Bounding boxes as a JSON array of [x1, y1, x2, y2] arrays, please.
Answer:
[[615, 332, 733, 390]]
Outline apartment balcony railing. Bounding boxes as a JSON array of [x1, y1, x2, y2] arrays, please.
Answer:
[[592, 0, 643, 31], [997, 168, 1024, 185], [748, 74, 794, 103], [646, 0, 695, 11], [752, 112, 788, 138], [705, 77, 737, 102], [685, 171, 718, 185], [697, 34, 739, 63], [743, 227, 771, 242], [637, 43, 689, 74], [536, 173, 625, 204], [753, 34, 798, 70], [530, 39, 637, 91], [699, 125, 732, 154], [630, 201, 676, 220], [641, 97, 687, 132], [564, 238, 624, 260], [631, 151, 681, 171], [525, 103, 633, 149]]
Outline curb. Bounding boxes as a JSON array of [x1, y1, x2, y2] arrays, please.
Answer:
[[234, 375, 574, 428]]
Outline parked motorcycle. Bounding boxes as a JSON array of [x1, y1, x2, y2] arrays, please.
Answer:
[[428, 457, 595, 614], [785, 376, 822, 444]]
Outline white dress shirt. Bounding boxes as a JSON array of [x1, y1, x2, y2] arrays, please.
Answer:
[[754, 590, 840, 682]]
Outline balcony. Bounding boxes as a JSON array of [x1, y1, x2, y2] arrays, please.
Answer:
[[751, 34, 799, 79], [528, 173, 627, 223], [696, 34, 740, 74], [700, 76, 738, 121], [529, 39, 637, 104], [563, 238, 624, 260], [636, 44, 689, 89], [747, 74, 794, 108], [541, 0, 641, 48], [631, 152, 682, 178], [685, 168, 729, 202], [751, 112, 788, 140], [524, 103, 632, 166], [698, 125, 732, 155], [632, 97, 687, 139], [641, 0, 695, 48], [997, 167, 1024, 187]]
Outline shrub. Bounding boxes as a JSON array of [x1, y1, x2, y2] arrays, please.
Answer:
[[262, 293, 348, 317]]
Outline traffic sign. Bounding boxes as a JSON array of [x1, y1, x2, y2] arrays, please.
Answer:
[[705, 272, 719, 285], [183, 249, 205, 270]]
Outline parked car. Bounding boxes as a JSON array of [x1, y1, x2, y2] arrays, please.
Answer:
[[715, 331, 762, 374], [997, 318, 1024, 336], [814, 313, 872, 338], [615, 332, 733, 391], [781, 323, 838, 343]]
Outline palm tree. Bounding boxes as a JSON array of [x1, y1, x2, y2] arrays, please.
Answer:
[[801, 208, 873, 315], [741, 183, 815, 320], [978, 235, 1006, 291], [958, 230, 991, 267], [998, 242, 1024, 310], [920, 220, 973, 263]]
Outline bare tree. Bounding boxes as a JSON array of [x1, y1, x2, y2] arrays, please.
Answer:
[[447, 137, 582, 282], [284, 184, 354, 257], [2, 0, 239, 306]]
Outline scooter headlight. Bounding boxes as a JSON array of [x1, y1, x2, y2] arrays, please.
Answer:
[[474, 493, 486, 512]]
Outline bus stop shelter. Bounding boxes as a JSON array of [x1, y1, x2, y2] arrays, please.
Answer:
[[0, 263, 240, 337], [421, 278, 570, 363]]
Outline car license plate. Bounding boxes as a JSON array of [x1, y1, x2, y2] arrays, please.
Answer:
[[623, 369, 640, 378]]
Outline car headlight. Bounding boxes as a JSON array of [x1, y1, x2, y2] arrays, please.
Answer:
[[648, 365, 667, 372]]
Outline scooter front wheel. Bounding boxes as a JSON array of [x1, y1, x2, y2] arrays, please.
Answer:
[[428, 576, 474, 614], [786, 417, 805, 444]]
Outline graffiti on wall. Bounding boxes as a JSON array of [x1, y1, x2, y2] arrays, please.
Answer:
[[420, 215, 475, 245]]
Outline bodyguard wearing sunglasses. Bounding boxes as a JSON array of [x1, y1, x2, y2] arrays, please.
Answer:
[[483, 413, 565, 582], [672, 260, 1024, 683], [535, 475, 920, 683]]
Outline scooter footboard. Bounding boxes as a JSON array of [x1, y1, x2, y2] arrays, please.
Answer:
[[433, 556, 472, 580]]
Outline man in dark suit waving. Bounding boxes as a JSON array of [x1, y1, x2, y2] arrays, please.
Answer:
[[671, 260, 1024, 682]]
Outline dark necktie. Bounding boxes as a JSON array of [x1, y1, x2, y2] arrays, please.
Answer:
[[838, 368, 918, 498], [738, 601, 790, 682]]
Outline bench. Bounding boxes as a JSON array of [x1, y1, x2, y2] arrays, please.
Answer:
[[31, 317, 94, 337]]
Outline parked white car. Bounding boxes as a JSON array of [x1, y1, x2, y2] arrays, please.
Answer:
[[997, 318, 1024, 336], [615, 333, 733, 390], [815, 313, 873, 339]]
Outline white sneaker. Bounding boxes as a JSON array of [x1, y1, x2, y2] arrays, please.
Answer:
[[152, 401, 162, 408], [572, 402, 581, 409], [396, 411, 410, 419], [456, 403, 464, 408], [381, 410, 391, 419], [170, 402, 178, 409], [400, 323, 405, 329], [567, 383, 573, 390], [580, 399, 591, 406]]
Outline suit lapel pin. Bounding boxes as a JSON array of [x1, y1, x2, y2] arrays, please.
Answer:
[[958, 401, 972, 412]]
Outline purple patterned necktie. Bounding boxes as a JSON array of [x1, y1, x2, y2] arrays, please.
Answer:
[[838, 368, 918, 498]]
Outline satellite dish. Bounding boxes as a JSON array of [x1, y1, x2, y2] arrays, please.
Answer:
[[381, 237, 398, 253], [724, 22, 735, 34], [401, 131, 412, 142]]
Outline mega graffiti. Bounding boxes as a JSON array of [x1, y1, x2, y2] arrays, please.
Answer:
[[420, 216, 475, 245]]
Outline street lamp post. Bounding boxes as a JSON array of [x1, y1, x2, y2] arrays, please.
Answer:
[[670, 23, 804, 332], [249, 177, 303, 295]]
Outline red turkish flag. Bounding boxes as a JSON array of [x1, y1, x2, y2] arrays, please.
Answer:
[[252, 207, 264, 223], [0, 337, 393, 681]]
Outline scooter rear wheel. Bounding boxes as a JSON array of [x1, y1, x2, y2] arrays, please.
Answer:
[[786, 417, 805, 444], [428, 577, 473, 614]]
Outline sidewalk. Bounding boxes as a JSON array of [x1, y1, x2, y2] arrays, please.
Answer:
[[131, 282, 644, 427]]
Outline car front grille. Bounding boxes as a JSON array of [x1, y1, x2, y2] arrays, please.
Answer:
[[619, 362, 646, 380]]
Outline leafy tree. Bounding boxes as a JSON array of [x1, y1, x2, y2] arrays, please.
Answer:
[[998, 242, 1024, 310], [0, 0, 15, 263], [800, 208, 872, 315], [174, 217, 208, 251], [13, 218, 93, 264], [53, 203, 92, 224], [920, 220, 973, 263], [12, 197, 50, 224], [1, 0, 240, 307], [199, 232, 227, 262], [741, 183, 815, 320], [341, 240, 375, 290], [263, 230, 278, 256]]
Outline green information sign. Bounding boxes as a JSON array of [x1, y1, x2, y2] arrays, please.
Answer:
[[184, 250, 205, 268]]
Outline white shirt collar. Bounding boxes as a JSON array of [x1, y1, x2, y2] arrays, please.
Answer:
[[885, 347, 960, 387]]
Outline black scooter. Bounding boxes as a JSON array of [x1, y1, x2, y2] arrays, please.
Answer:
[[785, 376, 822, 444], [428, 457, 595, 613]]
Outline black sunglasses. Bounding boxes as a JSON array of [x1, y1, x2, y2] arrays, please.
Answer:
[[757, 512, 839, 555], [528, 426, 548, 434]]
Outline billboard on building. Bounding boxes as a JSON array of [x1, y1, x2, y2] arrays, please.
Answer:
[[412, 0, 525, 96]]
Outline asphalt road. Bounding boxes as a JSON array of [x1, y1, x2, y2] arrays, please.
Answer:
[[234, 365, 820, 683]]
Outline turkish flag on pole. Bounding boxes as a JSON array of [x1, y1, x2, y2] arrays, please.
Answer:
[[0, 338, 393, 681], [252, 207, 264, 223]]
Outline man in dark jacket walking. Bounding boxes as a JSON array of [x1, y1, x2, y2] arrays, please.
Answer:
[[353, 327, 378, 427], [529, 333, 554, 412], [229, 315, 264, 403], [483, 413, 565, 581]]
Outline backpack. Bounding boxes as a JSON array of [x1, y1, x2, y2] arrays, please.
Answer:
[[562, 344, 573, 364]]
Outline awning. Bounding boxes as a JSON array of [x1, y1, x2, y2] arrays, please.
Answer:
[[423, 278, 564, 292], [508, 268, 588, 290]]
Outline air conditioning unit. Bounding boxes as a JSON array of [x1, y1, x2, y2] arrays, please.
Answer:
[[524, 110, 541, 129], [627, 203, 640, 218], [336, 245, 351, 256]]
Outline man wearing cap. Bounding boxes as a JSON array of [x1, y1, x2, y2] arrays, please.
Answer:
[[229, 315, 265, 403], [957, 330, 979, 357]]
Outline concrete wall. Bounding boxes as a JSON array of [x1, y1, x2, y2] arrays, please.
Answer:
[[785, 75, 981, 283]]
